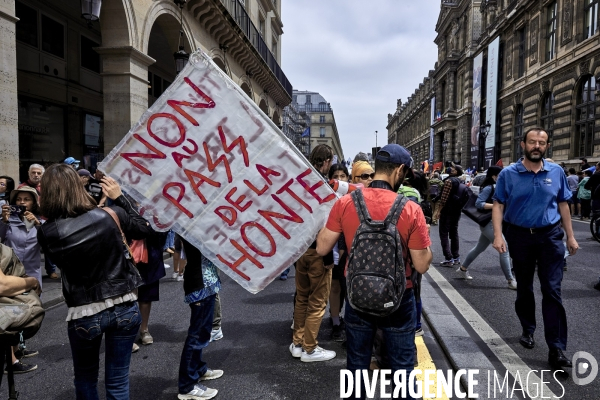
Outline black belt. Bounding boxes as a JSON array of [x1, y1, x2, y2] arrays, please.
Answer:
[[505, 221, 560, 234]]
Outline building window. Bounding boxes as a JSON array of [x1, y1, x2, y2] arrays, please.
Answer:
[[81, 36, 100, 73], [575, 76, 596, 157], [320, 127, 325, 137], [272, 36, 278, 59], [514, 104, 524, 160], [15, 1, 38, 48], [546, 2, 557, 61], [319, 115, 325, 123], [305, 95, 311, 104], [584, 0, 599, 39], [41, 15, 64, 58], [540, 93, 554, 157], [517, 27, 526, 78], [259, 18, 265, 38]]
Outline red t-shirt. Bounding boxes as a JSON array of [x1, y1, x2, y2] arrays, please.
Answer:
[[325, 188, 432, 289]]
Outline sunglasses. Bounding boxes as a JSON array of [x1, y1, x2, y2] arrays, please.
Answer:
[[358, 173, 375, 180]]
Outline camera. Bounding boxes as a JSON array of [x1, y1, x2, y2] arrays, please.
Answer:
[[9, 205, 26, 215]]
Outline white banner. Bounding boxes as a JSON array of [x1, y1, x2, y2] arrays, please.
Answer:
[[485, 36, 500, 150], [99, 52, 336, 293]]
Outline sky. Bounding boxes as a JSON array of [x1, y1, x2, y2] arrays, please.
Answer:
[[281, 0, 440, 163]]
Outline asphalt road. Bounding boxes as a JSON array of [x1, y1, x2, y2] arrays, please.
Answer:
[[429, 216, 600, 399]]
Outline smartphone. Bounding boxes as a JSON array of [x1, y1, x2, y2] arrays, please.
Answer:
[[9, 205, 26, 217]]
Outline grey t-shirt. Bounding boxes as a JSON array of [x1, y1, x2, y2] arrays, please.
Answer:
[[567, 174, 579, 192]]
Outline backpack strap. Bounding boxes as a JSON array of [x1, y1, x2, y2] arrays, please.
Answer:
[[386, 193, 409, 226], [350, 189, 372, 223], [102, 207, 135, 265]]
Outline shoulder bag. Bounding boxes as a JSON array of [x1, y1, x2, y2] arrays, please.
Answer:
[[462, 186, 493, 227]]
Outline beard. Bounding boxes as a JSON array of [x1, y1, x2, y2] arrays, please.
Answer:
[[524, 147, 545, 162], [393, 172, 406, 192]]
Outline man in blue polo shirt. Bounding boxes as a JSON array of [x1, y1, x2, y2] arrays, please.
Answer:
[[492, 127, 579, 370]]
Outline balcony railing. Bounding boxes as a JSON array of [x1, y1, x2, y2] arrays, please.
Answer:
[[295, 103, 333, 113], [220, 0, 293, 98]]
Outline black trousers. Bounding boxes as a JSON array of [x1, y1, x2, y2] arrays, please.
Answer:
[[439, 211, 461, 260], [504, 223, 567, 350]]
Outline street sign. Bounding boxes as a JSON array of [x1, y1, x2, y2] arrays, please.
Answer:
[[99, 51, 336, 293]]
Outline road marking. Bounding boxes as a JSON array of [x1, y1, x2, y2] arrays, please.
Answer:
[[427, 267, 558, 398], [414, 336, 450, 400]]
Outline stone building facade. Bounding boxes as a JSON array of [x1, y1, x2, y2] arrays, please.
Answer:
[[0, 0, 292, 181], [388, 0, 600, 169], [386, 72, 436, 165], [286, 90, 345, 162]]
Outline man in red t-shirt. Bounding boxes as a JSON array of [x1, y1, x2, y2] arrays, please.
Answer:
[[317, 144, 431, 399]]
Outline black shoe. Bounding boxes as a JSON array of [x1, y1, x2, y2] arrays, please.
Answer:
[[4, 361, 37, 374], [519, 333, 535, 349], [549, 349, 572, 369], [14, 348, 38, 359], [331, 324, 344, 342], [594, 281, 600, 291]]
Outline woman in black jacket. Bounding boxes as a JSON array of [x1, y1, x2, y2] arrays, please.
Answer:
[[37, 164, 152, 400]]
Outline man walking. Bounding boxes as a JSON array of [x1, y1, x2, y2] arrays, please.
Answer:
[[492, 127, 578, 370], [433, 165, 464, 266], [290, 144, 336, 363], [317, 144, 432, 399]]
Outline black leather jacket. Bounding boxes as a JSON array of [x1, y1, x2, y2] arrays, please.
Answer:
[[38, 196, 152, 307]]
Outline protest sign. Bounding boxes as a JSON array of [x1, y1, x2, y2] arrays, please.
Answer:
[[99, 51, 336, 293]]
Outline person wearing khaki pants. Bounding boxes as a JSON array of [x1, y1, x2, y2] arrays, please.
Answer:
[[289, 144, 337, 363], [292, 248, 333, 361]]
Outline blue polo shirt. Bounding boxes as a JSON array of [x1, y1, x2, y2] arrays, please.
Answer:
[[493, 159, 571, 228]]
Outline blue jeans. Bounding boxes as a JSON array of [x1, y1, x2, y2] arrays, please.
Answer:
[[345, 290, 416, 400], [179, 294, 216, 394], [67, 302, 141, 400], [462, 220, 514, 281], [45, 254, 56, 275], [504, 223, 567, 350], [163, 230, 175, 250]]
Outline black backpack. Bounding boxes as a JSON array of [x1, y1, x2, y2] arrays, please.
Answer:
[[346, 190, 408, 317], [429, 183, 440, 198], [447, 177, 472, 211]]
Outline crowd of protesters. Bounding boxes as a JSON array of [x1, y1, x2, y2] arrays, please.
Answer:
[[1, 128, 597, 399]]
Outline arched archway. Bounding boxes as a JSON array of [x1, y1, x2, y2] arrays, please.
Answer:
[[100, 0, 135, 47], [240, 82, 252, 99], [272, 111, 281, 127], [213, 57, 228, 75], [259, 99, 269, 116], [147, 13, 192, 105]]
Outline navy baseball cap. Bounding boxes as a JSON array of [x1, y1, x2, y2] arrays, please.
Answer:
[[375, 144, 414, 178]]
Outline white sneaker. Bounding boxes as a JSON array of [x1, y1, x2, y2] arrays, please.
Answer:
[[415, 328, 424, 337], [172, 272, 179, 279], [177, 274, 184, 282], [300, 346, 336, 362], [200, 368, 223, 381], [456, 267, 473, 280], [209, 328, 223, 342], [178, 384, 218, 400], [289, 343, 302, 358], [164, 262, 171, 269], [508, 280, 517, 290]]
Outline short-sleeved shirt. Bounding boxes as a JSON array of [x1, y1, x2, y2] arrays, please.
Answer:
[[566, 174, 579, 192], [493, 159, 571, 228], [325, 187, 432, 289]]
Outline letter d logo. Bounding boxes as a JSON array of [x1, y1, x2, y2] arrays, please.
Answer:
[[572, 351, 598, 386]]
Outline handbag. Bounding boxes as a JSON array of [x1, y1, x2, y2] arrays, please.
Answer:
[[462, 186, 493, 227], [0, 244, 45, 340], [130, 239, 149, 264]]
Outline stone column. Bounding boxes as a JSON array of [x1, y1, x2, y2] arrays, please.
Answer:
[[0, 3, 19, 180], [448, 71, 456, 111], [95, 46, 155, 155]]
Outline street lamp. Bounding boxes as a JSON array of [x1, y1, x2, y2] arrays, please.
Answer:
[[80, 0, 102, 26], [173, 0, 189, 74]]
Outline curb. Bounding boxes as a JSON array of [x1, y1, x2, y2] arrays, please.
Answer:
[[421, 272, 498, 399]]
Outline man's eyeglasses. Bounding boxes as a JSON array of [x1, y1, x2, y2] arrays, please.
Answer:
[[0, 183, 5, 187], [359, 173, 375, 180]]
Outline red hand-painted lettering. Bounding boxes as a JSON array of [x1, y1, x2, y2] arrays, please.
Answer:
[[120, 133, 167, 176]]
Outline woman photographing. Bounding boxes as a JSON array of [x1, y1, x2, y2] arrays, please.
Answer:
[[37, 164, 152, 399]]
